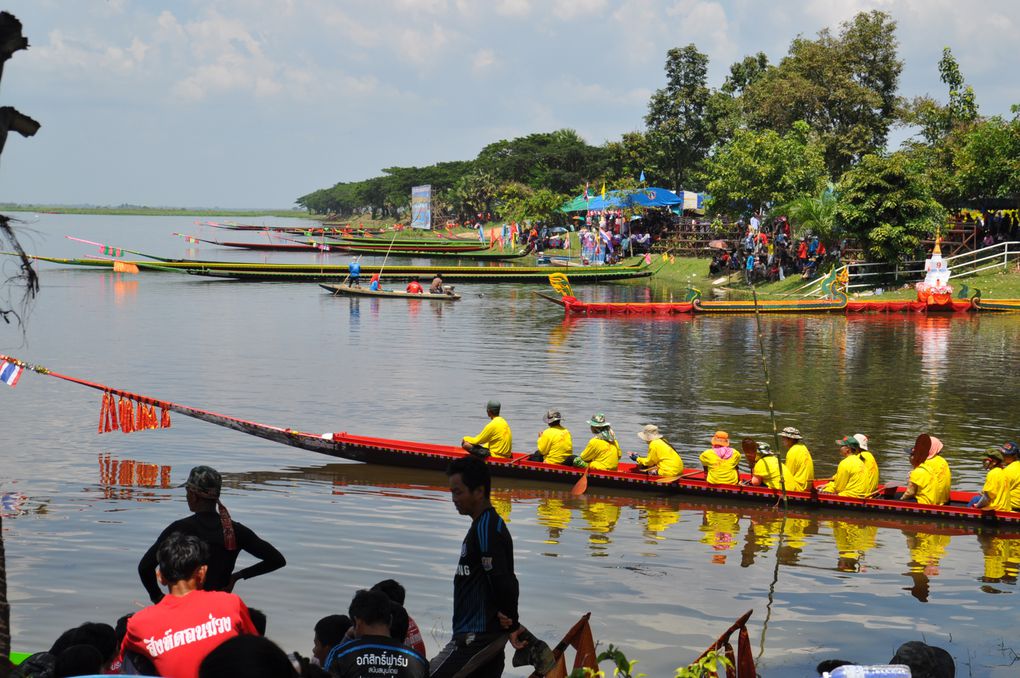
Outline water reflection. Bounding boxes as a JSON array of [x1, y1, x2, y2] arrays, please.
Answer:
[[977, 533, 1020, 592], [903, 529, 952, 602]]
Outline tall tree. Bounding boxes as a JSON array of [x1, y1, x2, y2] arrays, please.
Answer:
[[644, 44, 712, 190], [702, 121, 828, 215], [833, 152, 945, 262], [742, 11, 902, 177]]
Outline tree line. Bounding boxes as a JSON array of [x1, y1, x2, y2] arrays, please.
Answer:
[[296, 10, 1020, 262]]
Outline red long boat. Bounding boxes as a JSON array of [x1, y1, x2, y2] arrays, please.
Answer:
[[2, 354, 1017, 530]]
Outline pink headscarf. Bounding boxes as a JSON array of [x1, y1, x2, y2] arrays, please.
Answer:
[[927, 436, 944, 460], [712, 445, 735, 460]]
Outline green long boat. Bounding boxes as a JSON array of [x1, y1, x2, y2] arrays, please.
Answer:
[[22, 253, 649, 279], [182, 266, 653, 284]]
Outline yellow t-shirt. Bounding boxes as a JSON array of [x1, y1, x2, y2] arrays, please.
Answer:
[[1004, 460, 1020, 510], [822, 454, 869, 498], [784, 443, 814, 491], [860, 450, 880, 494], [580, 437, 621, 471], [536, 425, 573, 465], [699, 448, 741, 485], [635, 438, 683, 477], [982, 466, 1012, 512], [752, 455, 790, 490], [463, 416, 513, 459], [909, 456, 951, 505]]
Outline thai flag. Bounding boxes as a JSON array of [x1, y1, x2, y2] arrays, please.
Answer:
[[0, 360, 23, 387]]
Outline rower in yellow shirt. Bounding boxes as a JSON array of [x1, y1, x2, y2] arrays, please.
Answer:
[[970, 447, 1012, 511], [629, 424, 683, 477], [747, 442, 790, 490], [578, 413, 621, 471], [460, 399, 512, 459], [1001, 442, 1020, 510], [530, 409, 576, 466], [853, 433, 880, 494], [699, 431, 741, 485], [779, 426, 814, 492], [821, 436, 870, 498], [900, 434, 951, 505]]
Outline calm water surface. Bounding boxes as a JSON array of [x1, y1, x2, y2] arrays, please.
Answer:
[[2, 215, 1020, 676]]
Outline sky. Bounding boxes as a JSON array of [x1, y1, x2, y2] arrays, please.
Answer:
[[0, 0, 1018, 209]]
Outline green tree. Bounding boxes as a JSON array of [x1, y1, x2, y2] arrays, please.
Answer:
[[703, 121, 828, 214], [742, 10, 902, 177], [645, 44, 712, 190], [603, 131, 654, 185], [778, 184, 838, 243], [953, 112, 1020, 200], [497, 182, 569, 224], [474, 130, 608, 194], [833, 152, 946, 262]]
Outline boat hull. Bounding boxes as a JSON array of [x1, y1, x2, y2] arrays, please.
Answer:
[[319, 284, 461, 300]]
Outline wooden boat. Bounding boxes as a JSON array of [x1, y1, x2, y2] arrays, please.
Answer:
[[180, 235, 334, 252], [338, 245, 531, 260], [320, 284, 461, 300], [539, 271, 1020, 315], [3, 354, 1019, 529], [19, 253, 652, 283], [185, 266, 653, 284]]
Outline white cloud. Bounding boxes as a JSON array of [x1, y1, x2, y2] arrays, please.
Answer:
[[395, 0, 449, 12], [496, 0, 531, 18], [472, 48, 497, 74], [395, 22, 455, 66], [552, 0, 609, 20]]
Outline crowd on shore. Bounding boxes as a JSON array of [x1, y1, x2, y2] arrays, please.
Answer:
[[9, 457, 542, 678]]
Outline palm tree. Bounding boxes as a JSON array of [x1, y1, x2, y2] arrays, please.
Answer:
[[779, 184, 838, 244]]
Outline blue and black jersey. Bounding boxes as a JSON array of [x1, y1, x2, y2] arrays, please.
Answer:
[[452, 506, 519, 634], [325, 635, 427, 678]]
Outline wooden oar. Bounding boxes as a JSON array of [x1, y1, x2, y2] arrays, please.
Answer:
[[571, 467, 589, 495], [653, 469, 703, 483]]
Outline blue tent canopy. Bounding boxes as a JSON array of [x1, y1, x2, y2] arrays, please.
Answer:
[[559, 187, 683, 212]]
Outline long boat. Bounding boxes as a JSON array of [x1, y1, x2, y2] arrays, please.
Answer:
[[320, 284, 461, 300], [179, 235, 334, 252], [337, 245, 532, 260], [2, 354, 1018, 529], [539, 272, 1019, 315], [184, 266, 653, 284], [19, 253, 651, 281]]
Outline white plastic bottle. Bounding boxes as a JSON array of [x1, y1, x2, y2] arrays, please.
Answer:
[[824, 666, 912, 678]]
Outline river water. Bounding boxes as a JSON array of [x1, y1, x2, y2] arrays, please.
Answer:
[[2, 214, 1019, 676]]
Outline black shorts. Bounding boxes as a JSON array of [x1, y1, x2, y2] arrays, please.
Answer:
[[429, 633, 506, 678]]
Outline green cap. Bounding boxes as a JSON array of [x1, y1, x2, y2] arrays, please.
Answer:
[[180, 465, 222, 496], [587, 413, 610, 428]]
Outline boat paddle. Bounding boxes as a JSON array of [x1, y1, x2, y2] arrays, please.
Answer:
[[653, 469, 703, 484], [570, 467, 589, 495]]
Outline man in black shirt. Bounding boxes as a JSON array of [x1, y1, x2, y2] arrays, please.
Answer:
[[328, 589, 427, 678], [430, 456, 525, 678], [137, 465, 286, 604]]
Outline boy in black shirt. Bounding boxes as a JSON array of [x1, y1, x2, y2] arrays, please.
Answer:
[[430, 456, 526, 678], [328, 589, 427, 678]]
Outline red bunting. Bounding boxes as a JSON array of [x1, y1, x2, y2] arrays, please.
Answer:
[[98, 393, 171, 435]]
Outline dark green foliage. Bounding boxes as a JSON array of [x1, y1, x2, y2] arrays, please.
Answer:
[[833, 153, 946, 262]]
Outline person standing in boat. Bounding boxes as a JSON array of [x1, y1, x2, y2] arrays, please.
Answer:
[[461, 400, 513, 459], [969, 447, 1013, 510], [529, 409, 576, 466], [820, 436, 869, 498], [854, 433, 881, 494], [347, 257, 361, 287], [699, 431, 741, 485], [629, 424, 683, 476], [578, 413, 622, 471], [138, 466, 286, 604], [779, 427, 814, 492], [900, 434, 951, 505]]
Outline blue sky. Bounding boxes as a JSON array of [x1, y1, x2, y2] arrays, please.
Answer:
[[0, 0, 1017, 209]]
